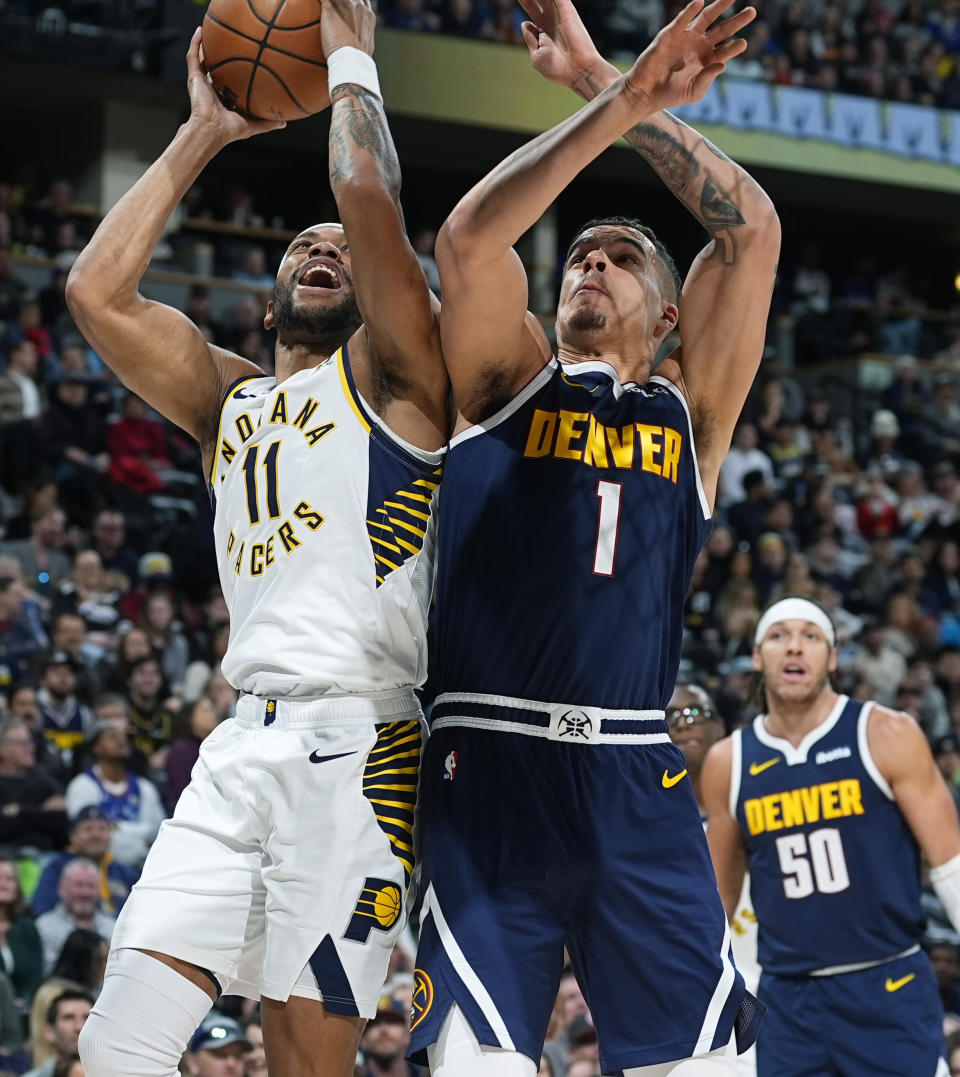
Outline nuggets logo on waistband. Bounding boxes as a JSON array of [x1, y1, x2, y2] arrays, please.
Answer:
[[410, 970, 433, 1031], [342, 877, 402, 943]]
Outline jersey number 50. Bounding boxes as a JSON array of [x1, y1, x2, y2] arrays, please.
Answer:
[[775, 828, 851, 899]]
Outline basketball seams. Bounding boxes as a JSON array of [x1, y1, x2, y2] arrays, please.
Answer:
[[203, 0, 329, 120]]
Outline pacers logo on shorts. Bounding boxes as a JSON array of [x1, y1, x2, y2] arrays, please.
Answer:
[[343, 877, 402, 943], [410, 969, 433, 1030]]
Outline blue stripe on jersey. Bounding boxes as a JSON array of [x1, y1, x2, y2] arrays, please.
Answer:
[[425, 362, 712, 712], [736, 697, 924, 975]]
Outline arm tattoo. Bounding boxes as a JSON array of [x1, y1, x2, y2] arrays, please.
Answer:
[[328, 84, 401, 191]]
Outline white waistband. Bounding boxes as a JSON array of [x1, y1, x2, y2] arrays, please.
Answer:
[[430, 691, 669, 746], [235, 688, 422, 729], [806, 944, 920, 978]]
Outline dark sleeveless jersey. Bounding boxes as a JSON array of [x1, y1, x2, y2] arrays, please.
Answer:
[[733, 696, 924, 976], [426, 359, 713, 713]]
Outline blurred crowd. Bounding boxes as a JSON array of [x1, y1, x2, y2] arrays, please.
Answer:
[[0, 151, 958, 1077], [378, 0, 960, 110]]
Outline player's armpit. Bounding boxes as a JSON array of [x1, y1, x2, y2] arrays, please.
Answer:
[[868, 706, 960, 868], [702, 737, 748, 921]]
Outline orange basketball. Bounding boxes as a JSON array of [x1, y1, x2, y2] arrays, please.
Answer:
[[201, 0, 329, 122]]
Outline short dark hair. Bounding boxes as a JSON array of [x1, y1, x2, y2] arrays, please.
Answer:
[[46, 988, 95, 1027], [52, 1055, 81, 1077], [566, 216, 682, 306]]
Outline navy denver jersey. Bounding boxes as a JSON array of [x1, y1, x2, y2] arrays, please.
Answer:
[[427, 358, 712, 712], [734, 695, 924, 976]]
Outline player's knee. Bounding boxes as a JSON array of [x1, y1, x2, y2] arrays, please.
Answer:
[[79, 1010, 137, 1077]]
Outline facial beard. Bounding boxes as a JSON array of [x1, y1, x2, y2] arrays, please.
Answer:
[[566, 307, 607, 332], [271, 277, 362, 349]]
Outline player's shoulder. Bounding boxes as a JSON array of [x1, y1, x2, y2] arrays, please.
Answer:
[[864, 702, 929, 775]]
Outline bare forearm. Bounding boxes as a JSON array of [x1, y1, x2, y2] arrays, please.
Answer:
[[328, 84, 401, 204], [446, 78, 651, 263], [573, 63, 772, 265], [69, 120, 225, 303]]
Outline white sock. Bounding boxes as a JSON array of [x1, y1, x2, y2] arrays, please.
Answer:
[[79, 949, 215, 1077]]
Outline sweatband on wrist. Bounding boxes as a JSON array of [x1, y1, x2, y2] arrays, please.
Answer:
[[327, 46, 382, 101], [931, 852, 960, 935], [754, 598, 836, 648]]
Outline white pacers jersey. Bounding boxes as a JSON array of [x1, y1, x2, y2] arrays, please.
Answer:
[[209, 344, 444, 698]]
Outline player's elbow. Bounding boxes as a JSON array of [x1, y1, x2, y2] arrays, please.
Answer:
[[744, 198, 781, 256], [436, 210, 486, 277], [65, 257, 99, 322]]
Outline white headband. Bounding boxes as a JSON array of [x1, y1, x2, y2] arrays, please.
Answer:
[[754, 598, 835, 648]]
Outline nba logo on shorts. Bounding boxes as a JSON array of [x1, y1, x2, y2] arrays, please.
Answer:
[[443, 751, 458, 781]]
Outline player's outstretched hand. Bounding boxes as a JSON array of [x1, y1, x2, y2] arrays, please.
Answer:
[[321, 0, 376, 64], [518, 0, 603, 91], [626, 0, 755, 113], [186, 28, 285, 142]]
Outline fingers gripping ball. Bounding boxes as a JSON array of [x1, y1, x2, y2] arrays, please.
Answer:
[[201, 0, 330, 122]]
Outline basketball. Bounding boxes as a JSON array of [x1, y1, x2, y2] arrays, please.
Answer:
[[201, 0, 329, 123]]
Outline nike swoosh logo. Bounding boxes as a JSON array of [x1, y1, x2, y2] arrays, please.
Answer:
[[308, 750, 357, 765], [662, 769, 687, 788], [749, 758, 781, 776], [885, 974, 915, 993]]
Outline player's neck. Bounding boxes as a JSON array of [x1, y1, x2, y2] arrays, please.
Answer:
[[273, 344, 336, 385], [763, 687, 840, 746], [556, 344, 653, 385]]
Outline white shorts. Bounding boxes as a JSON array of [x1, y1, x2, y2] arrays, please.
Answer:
[[112, 689, 423, 1016]]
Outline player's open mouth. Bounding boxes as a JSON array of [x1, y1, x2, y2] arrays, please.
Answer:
[[297, 259, 341, 290], [782, 663, 806, 680]]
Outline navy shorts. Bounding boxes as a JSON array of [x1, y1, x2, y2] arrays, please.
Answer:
[[408, 727, 758, 1073], [756, 950, 946, 1077]]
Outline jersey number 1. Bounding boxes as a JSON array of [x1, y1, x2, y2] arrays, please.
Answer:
[[593, 480, 623, 576]]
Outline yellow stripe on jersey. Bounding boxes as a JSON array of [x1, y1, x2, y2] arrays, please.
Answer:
[[367, 466, 442, 588], [336, 347, 372, 433], [362, 720, 422, 884], [210, 376, 260, 486]]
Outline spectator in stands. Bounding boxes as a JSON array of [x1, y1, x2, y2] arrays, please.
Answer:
[[124, 653, 177, 765], [0, 508, 70, 598], [932, 942, 960, 1017], [923, 374, 960, 463], [727, 469, 773, 548], [0, 717, 67, 852], [936, 733, 960, 817], [0, 854, 44, 1009], [241, 1014, 265, 1077], [0, 244, 27, 323], [164, 697, 219, 814], [7, 683, 58, 776], [718, 421, 774, 508], [0, 573, 48, 688], [50, 929, 108, 997], [183, 284, 222, 345], [0, 337, 45, 497], [231, 247, 274, 290], [36, 650, 94, 769], [140, 591, 189, 692], [64, 719, 165, 868], [22, 988, 93, 1077], [357, 995, 421, 1077], [34, 860, 114, 973], [185, 1015, 252, 1077], [853, 617, 908, 706], [106, 392, 169, 496], [384, 0, 441, 32], [86, 510, 138, 592], [32, 805, 139, 919], [40, 375, 109, 526], [181, 621, 229, 705], [412, 227, 441, 295], [52, 556, 120, 643]]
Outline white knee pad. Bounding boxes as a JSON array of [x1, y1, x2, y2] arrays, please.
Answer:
[[427, 1006, 537, 1077], [79, 949, 215, 1077]]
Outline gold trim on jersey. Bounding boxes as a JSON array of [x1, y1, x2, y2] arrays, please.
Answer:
[[366, 466, 442, 585], [210, 376, 261, 486], [337, 348, 372, 433], [362, 720, 422, 884]]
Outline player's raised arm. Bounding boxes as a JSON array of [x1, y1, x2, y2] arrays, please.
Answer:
[[321, 0, 447, 447], [702, 735, 748, 920], [437, 0, 749, 422], [65, 29, 280, 449], [520, 0, 779, 506]]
